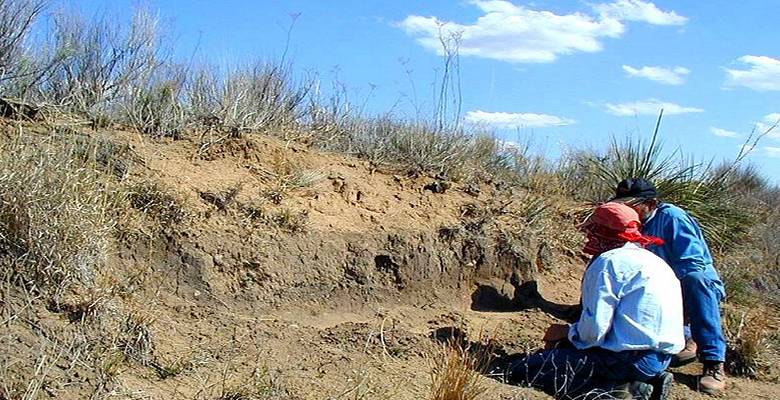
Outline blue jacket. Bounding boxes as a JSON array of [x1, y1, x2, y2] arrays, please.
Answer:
[[642, 203, 724, 295]]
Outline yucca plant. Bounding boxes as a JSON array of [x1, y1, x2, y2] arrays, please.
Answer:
[[581, 111, 757, 249]]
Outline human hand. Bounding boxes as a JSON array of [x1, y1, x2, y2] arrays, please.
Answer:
[[542, 323, 570, 342]]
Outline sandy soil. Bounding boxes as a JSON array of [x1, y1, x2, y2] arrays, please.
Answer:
[[2, 126, 778, 400]]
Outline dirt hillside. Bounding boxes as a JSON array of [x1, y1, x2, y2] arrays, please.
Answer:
[[2, 126, 779, 400]]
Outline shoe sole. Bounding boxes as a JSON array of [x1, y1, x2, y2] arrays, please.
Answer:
[[698, 384, 725, 397]]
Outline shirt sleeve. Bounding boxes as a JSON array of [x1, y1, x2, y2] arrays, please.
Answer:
[[568, 257, 620, 348], [666, 212, 710, 275]]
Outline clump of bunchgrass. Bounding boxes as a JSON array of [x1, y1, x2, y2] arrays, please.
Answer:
[[258, 150, 323, 204], [429, 336, 492, 400], [37, 9, 163, 127], [128, 180, 187, 224], [723, 307, 773, 378], [0, 133, 122, 296], [271, 208, 308, 233], [118, 311, 156, 366], [122, 64, 188, 138], [312, 114, 515, 183], [187, 62, 310, 138]]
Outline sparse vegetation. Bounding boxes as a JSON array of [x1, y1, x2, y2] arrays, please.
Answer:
[[0, 1, 779, 399], [271, 208, 309, 233], [128, 180, 187, 224], [119, 311, 156, 366], [259, 150, 323, 204]]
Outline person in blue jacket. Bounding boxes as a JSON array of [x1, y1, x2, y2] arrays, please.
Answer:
[[611, 178, 727, 395]]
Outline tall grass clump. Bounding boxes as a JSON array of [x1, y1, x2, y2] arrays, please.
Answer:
[[187, 62, 310, 137], [576, 112, 757, 249], [121, 64, 188, 138], [312, 113, 515, 182], [723, 308, 773, 378], [34, 9, 163, 126], [0, 133, 122, 296]]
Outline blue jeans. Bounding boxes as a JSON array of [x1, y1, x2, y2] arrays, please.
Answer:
[[506, 347, 671, 399], [680, 270, 726, 362]]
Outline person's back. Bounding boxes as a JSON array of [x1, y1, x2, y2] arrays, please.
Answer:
[[642, 203, 723, 286], [569, 242, 683, 355]]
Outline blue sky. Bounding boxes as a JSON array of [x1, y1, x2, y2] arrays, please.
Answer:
[[71, 0, 780, 183]]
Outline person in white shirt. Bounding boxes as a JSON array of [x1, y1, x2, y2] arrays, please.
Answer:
[[505, 202, 685, 400]]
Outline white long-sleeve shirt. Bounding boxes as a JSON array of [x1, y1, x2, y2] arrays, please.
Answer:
[[568, 242, 685, 354]]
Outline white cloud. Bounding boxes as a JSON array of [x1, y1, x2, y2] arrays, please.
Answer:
[[622, 65, 690, 85], [605, 99, 704, 116], [710, 127, 739, 138], [594, 0, 687, 25], [725, 55, 780, 91], [765, 146, 780, 158], [465, 110, 574, 128], [399, 0, 685, 63]]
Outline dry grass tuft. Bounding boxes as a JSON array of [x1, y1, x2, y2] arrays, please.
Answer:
[[258, 150, 323, 204], [128, 180, 187, 224], [214, 365, 287, 400], [0, 134, 122, 296], [429, 339, 491, 400], [723, 307, 774, 378], [119, 311, 156, 366], [271, 208, 309, 233]]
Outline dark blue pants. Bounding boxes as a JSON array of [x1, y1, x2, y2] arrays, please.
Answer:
[[680, 271, 727, 362], [507, 347, 671, 399]]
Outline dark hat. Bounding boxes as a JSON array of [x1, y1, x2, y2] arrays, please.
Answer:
[[609, 178, 658, 202]]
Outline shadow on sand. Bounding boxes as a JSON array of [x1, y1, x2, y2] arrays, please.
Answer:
[[670, 370, 699, 392], [470, 279, 582, 323]]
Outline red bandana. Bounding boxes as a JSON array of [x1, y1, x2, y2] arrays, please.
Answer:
[[581, 203, 664, 255]]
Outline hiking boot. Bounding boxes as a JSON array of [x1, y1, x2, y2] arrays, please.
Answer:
[[699, 361, 726, 396], [612, 381, 654, 400], [649, 371, 673, 400], [670, 338, 697, 367]]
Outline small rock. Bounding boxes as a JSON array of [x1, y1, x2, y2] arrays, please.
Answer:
[[465, 183, 481, 197], [212, 254, 225, 267], [424, 180, 451, 194]]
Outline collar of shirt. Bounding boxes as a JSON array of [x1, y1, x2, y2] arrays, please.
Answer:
[[643, 208, 658, 224]]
